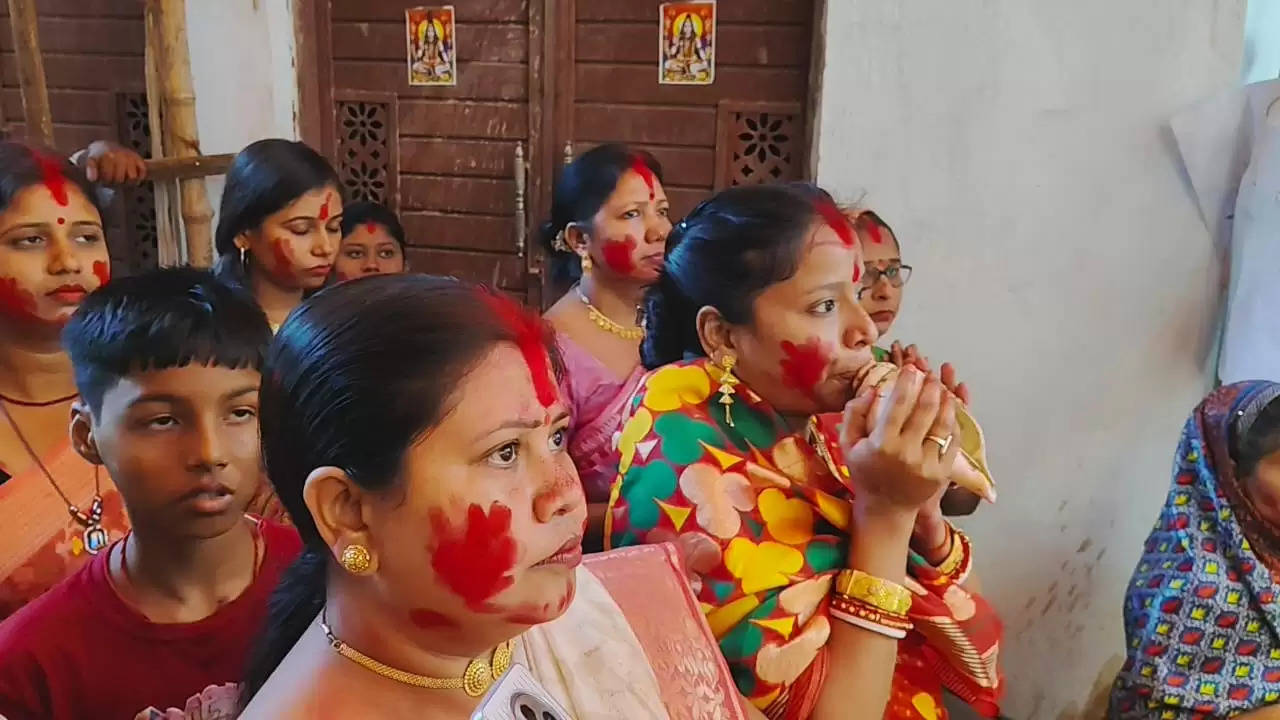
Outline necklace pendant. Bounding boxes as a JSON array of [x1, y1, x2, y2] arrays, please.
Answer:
[[83, 522, 109, 555]]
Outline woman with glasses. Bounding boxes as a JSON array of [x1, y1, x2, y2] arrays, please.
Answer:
[[854, 211, 983, 518]]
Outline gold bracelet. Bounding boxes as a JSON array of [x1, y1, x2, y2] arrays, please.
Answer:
[[829, 594, 913, 630], [834, 569, 913, 616]]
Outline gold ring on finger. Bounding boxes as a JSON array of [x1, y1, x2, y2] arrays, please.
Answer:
[[925, 434, 952, 456]]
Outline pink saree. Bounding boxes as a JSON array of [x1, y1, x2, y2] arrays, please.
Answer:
[[557, 334, 646, 503]]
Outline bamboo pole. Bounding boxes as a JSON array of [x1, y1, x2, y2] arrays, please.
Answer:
[[6, 0, 53, 145], [148, 0, 214, 267], [144, 4, 181, 267]]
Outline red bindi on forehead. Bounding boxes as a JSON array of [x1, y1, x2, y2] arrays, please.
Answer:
[[813, 199, 855, 248], [364, 221, 377, 235], [480, 289, 558, 408], [630, 155, 655, 201], [317, 192, 332, 221], [35, 152, 69, 207]]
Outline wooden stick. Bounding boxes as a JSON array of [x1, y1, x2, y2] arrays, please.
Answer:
[[6, 0, 53, 145], [144, 153, 233, 181], [145, 1, 181, 267], [150, 0, 214, 267]]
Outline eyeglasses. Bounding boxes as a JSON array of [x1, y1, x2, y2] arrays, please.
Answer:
[[858, 262, 912, 297]]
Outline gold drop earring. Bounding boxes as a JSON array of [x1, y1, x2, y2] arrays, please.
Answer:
[[716, 354, 740, 427]]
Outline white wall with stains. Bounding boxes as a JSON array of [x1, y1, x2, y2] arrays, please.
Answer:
[[815, 2, 1245, 717], [186, 0, 300, 228]]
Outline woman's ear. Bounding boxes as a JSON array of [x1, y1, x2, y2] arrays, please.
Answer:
[[303, 466, 380, 574], [565, 222, 591, 259], [695, 305, 733, 360], [69, 401, 103, 465]]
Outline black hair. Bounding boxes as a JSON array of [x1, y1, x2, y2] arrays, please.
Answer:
[[0, 141, 103, 217], [854, 209, 900, 250], [540, 143, 663, 288], [213, 139, 341, 287], [1234, 395, 1280, 480], [339, 200, 406, 251], [641, 182, 838, 370], [62, 266, 271, 414], [240, 275, 562, 705]]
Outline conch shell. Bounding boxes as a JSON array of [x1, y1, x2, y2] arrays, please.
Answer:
[[852, 362, 997, 503]]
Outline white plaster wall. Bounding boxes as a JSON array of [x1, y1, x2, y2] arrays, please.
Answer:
[[185, 0, 299, 228], [1245, 0, 1280, 83], [816, 2, 1244, 717]]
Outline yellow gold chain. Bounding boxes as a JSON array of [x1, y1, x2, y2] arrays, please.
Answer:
[[321, 617, 513, 697], [577, 287, 644, 341]]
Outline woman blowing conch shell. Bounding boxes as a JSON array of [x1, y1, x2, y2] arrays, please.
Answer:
[[851, 362, 997, 503]]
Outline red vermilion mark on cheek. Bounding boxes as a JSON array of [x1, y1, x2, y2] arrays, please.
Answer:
[[813, 200, 854, 248], [0, 277, 39, 322], [270, 239, 295, 280], [600, 235, 637, 275], [780, 338, 831, 397], [852, 263, 862, 284], [429, 502, 518, 611], [480, 289, 559, 408], [317, 193, 332, 221], [364, 221, 377, 235], [409, 608, 459, 630], [35, 153, 69, 206], [92, 260, 111, 288], [631, 156, 655, 201]]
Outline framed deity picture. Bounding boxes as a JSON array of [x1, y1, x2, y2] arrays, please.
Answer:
[[659, 1, 716, 85], [406, 6, 457, 87]]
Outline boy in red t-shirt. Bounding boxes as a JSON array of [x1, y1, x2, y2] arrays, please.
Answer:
[[0, 267, 300, 720]]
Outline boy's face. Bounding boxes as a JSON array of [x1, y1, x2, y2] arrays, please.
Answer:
[[78, 363, 263, 538]]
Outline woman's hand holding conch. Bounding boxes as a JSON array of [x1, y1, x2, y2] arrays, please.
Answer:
[[839, 366, 961, 512], [850, 361, 997, 503]]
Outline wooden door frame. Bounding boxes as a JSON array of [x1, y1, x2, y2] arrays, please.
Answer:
[[804, 0, 827, 182], [294, 0, 334, 155]]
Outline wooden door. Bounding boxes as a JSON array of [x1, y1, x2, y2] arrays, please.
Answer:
[[303, 0, 818, 307], [316, 0, 546, 305], [560, 0, 818, 221]]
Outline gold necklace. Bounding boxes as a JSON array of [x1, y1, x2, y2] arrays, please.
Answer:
[[320, 615, 514, 697], [576, 287, 644, 341]]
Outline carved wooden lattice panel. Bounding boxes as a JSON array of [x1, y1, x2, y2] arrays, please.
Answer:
[[334, 94, 398, 210], [713, 101, 803, 189], [116, 92, 157, 274]]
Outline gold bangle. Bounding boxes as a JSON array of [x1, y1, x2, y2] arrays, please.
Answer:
[[834, 569, 913, 616], [830, 595, 913, 630]]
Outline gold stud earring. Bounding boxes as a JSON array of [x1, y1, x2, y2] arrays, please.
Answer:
[[580, 254, 593, 274], [716, 354, 740, 427], [340, 544, 373, 575]]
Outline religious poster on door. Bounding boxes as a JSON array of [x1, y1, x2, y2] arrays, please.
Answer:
[[406, 6, 457, 86], [659, 1, 715, 85]]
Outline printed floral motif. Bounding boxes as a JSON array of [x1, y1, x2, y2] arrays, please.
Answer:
[[757, 488, 814, 545], [724, 538, 803, 594], [617, 407, 654, 474], [680, 463, 755, 539], [607, 357, 1004, 718], [643, 365, 712, 412]]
